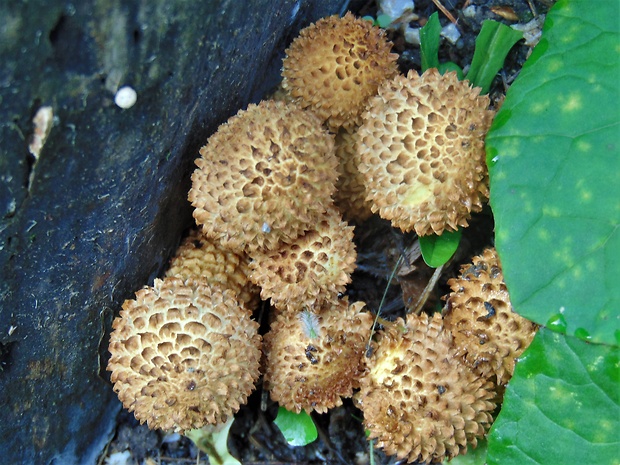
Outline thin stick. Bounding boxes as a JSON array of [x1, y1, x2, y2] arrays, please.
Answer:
[[526, 0, 538, 17], [431, 0, 458, 25], [367, 255, 404, 355], [410, 264, 444, 315]]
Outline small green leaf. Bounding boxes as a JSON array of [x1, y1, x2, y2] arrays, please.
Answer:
[[466, 20, 523, 93], [419, 229, 462, 268], [375, 14, 392, 29], [420, 12, 441, 72], [487, 328, 620, 465], [438, 61, 464, 79], [273, 407, 318, 446]]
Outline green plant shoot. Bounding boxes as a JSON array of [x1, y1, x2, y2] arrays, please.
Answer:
[[419, 229, 462, 268], [466, 21, 523, 94], [420, 12, 441, 71], [273, 406, 318, 447]]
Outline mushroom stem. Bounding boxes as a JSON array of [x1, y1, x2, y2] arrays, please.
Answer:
[[185, 416, 240, 465]]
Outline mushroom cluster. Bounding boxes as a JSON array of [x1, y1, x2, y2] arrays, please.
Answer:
[[354, 248, 537, 463], [107, 10, 526, 464]]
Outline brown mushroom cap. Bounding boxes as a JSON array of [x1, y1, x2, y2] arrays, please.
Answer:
[[107, 277, 262, 432], [357, 69, 495, 236], [263, 298, 372, 414], [188, 99, 338, 253], [443, 247, 538, 385], [248, 206, 356, 313], [282, 12, 399, 131], [166, 228, 260, 311], [356, 312, 496, 463], [333, 126, 374, 222]]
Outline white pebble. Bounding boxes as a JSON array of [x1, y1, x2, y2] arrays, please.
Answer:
[[105, 450, 131, 465], [441, 23, 461, 45], [462, 5, 477, 18], [114, 86, 137, 109], [378, 0, 415, 23], [404, 26, 421, 45]]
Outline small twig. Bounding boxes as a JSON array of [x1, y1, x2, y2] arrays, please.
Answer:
[[431, 0, 458, 25], [409, 264, 444, 315], [366, 255, 404, 356], [96, 439, 112, 465], [525, 0, 538, 17]]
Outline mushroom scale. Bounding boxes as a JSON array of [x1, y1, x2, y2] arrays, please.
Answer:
[[333, 126, 374, 222], [443, 247, 538, 385], [189, 99, 338, 253], [107, 277, 262, 432], [356, 312, 496, 464], [166, 228, 260, 311], [248, 206, 356, 313], [357, 69, 495, 236], [282, 12, 399, 131], [263, 298, 372, 414]]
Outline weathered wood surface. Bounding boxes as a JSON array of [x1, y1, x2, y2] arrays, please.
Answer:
[[0, 1, 345, 463]]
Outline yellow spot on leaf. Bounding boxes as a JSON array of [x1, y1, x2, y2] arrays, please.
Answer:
[[547, 58, 563, 73], [585, 258, 597, 272], [575, 139, 591, 152], [537, 229, 551, 241], [530, 100, 550, 114], [561, 93, 583, 112], [580, 189, 592, 202], [542, 206, 561, 217]]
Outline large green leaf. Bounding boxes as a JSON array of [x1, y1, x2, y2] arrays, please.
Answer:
[[486, 0, 620, 345], [487, 328, 620, 465]]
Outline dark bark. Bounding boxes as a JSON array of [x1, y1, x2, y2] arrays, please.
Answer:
[[0, 1, 345, 463]]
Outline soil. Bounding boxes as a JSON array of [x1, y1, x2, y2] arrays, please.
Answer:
[[99, 1, 554, 464]]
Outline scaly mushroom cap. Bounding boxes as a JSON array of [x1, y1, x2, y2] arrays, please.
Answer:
[[443, 248, 538, 385], [282, 12, 399, 131], [189, 99, 338, 253], [248, 206, 356, 313], [356, 312, 496, 464], [263, 298, 372, 413], [333, 126, 374, 222], [166, 228, 260, 311], [357, 69, 495, 236], [107, 277, 262, 432]]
